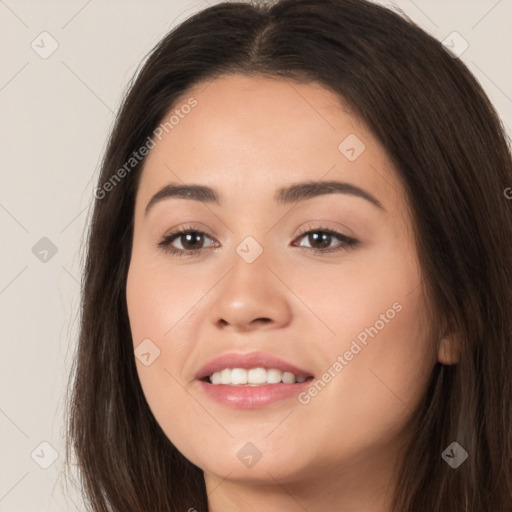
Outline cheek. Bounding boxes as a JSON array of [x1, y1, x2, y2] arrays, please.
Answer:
[[292, 235, 433, 424], [308, 295, 434, 465], [126, 257, 209, 449], [125, 248, 203, 348], [125, 255, 194, 397], [298, 255, 434, 454]]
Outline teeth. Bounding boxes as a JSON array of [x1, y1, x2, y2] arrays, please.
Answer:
[[282, 371, 296, 384], [266, 368, 282, 384], [231, 368, 248, 385], [208, 367, 309, 386], [248, 367, 266, 384], [220, 368, 231, 385]]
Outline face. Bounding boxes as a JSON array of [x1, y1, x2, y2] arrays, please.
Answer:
[[126, 74, 437, 491]]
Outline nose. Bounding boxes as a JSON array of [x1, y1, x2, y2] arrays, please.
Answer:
[[208, 247, 292, 332]]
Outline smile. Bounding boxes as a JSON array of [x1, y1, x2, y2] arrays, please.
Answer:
[[208, 367, 308, 385]]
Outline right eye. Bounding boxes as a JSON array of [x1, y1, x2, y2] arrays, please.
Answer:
[[158, 228, 218, 256]]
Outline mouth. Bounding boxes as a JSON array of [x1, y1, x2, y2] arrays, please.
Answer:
[[195, 352, 314, 408], [195, 351, 314, 383]]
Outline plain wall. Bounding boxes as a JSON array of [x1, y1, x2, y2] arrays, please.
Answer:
[[0, 0, 511, 510]]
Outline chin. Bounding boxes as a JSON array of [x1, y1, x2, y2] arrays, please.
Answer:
[[180, 437, 319, 485]]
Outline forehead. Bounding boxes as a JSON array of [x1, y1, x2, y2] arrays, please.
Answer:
[[153, 74, 359, 151], [136, 74, 404, 213]]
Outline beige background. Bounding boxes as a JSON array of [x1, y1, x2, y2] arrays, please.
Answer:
[[0, 1, 511, 510]]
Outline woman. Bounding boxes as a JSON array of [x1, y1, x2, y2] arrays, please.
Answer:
[[66, 0, 512, 510]]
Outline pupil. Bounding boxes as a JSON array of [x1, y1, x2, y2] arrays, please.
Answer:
[[309, 232, 330, 249], [183, 232, 203, 250]]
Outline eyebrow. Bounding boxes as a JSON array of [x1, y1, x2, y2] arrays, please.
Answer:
[[144, 180, 384, 215]]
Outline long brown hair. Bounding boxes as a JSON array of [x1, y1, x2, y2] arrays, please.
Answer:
[[66, 0, 512, 510]]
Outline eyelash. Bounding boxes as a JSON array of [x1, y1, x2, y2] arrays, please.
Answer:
[[157, 224, 359, 257]]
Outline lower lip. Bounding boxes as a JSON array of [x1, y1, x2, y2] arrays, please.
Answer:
[[197, 380, 311, 409]]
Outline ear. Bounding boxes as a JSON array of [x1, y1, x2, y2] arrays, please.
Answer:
[[437, 334, 461, 365]]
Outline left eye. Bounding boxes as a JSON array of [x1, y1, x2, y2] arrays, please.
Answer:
[[293, 229, 358, 252]]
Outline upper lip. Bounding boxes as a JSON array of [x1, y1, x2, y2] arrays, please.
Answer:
[[196, 351, 314, 380]]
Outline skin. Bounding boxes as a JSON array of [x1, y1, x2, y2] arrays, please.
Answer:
[[126, 74, 456, 511]]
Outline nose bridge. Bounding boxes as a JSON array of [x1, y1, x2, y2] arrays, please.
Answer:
[[208, 233, 292, 330], [225, 234, 275, 306]]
